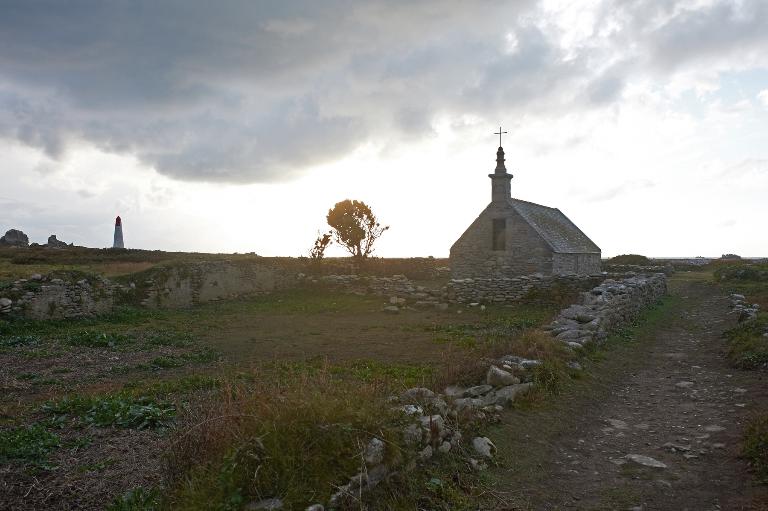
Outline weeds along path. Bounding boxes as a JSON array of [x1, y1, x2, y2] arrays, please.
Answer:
[[486, 274, 768, 510]]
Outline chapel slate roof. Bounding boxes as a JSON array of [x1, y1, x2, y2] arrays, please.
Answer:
[[508, 198, 601, 254]]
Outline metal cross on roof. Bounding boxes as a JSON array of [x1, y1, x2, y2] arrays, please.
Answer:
[[494, 126, 508, 147]]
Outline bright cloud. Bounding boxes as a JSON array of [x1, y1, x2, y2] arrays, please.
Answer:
[[758, 89, 768, 107], [1, 0, 767, 257]]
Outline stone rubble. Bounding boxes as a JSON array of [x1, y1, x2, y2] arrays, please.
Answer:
[[729, 293, 760, 322]]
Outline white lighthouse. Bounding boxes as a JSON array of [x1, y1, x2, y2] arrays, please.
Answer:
[[113, 216, 124, 249]]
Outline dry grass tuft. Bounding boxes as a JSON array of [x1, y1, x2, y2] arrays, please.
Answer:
[[165, 365, 405, 509]]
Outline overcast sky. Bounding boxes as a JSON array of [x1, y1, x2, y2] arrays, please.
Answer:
[[1, 0, 766, 257]]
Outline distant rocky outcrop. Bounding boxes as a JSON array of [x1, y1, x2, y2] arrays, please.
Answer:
[[0, 229, 29, 247], [46, 235, 69, 248]]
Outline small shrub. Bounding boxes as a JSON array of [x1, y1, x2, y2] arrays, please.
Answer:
[[43, 394, 176, 429], [107, 487, 160, 511], [0, 424, 60, 468], [743, 413, 768, 481], [0, 334, 41, 349], [609, 254, 652, 265], [714, 263, 768, 283], [724, 314, 768, 369]]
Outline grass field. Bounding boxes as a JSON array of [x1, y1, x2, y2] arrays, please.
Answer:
[[0, 248, 560, 510]]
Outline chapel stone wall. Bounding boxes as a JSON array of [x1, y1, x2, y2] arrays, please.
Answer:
[[450, 205, 553, 279]]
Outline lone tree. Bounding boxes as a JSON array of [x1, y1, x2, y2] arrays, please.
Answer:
[[326, 199, 389, 260]]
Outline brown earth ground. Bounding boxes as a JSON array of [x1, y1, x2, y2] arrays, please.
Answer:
[[486, 273, 768, 510]]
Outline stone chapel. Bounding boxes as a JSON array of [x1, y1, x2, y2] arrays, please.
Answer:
[[450, 144, 601, 279]]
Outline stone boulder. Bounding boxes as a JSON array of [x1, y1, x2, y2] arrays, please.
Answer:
[[0, 229, 29, 247], [46, 235, 69, 248]]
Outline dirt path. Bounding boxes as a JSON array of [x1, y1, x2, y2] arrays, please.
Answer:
[[488, 275, 768, 510]]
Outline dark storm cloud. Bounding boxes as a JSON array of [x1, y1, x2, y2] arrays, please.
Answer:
[[0, 0, 766, 183]]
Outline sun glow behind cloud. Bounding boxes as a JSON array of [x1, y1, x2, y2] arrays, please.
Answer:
[[1, 0, 767, 257]]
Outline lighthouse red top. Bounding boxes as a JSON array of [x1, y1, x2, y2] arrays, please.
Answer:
[[115, 216, 121, 226]]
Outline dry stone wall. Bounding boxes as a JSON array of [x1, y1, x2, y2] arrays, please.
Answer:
[[140, 261, 295, 308], [544, 273, 668, 347], [0, 260, 296, 320], [448, 273, 606, 304], [0, 273, 127, 319]]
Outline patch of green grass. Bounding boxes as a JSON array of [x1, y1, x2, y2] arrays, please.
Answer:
[[146, 348, 220, 370], [149, 356, 184, 369], [42, 394, 176, 429], [63, 329, 194, 351], [66, 330, 136, 348], [0, 423, 60, 469], [743, 413, 768, 482], [724, 313, 768, 369], [428, 305, 554, 349], [0, 334, 42, 350], [108, 487, 162, 511], [265, 358, 435, 389], [331, 359, 435, 387], [123, 375, 222, 397]]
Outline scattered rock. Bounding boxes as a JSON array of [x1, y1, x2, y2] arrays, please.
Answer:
[[364, 438, 385, 466], [418, 445, 433, 460], [624, 454, 667, 469], [383, 305, 400, 314], [675, 381, 694, 388], [494, 383, 532, 405], [486, 365, 520, 387], [246, 498, 283, 510], [464, 384, 493, 397], [472, 437, 496, 459], [402, 387, 435, 401], [469, 458, 488, 471], [663, 442, 691, 453], [402, 424, 422, 445], [607, 419, 628, 430]]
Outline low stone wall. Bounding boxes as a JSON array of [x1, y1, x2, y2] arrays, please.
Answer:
[[0, 274, 128, 320], [544, 273, 668, 347], [0, 260, 297, 319], [139, 261, 296, 308], [447, 273, 607, 304]]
